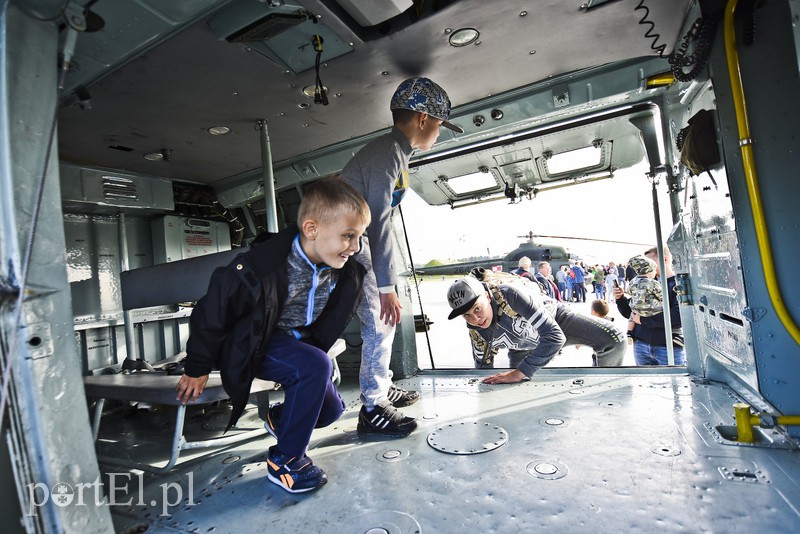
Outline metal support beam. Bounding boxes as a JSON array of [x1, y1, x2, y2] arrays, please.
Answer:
[[258, 120, 279, 233], [0, 4, 113, 531], [650, 174, 675, 366]]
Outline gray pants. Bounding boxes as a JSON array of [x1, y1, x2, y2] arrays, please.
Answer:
[[354, 237, 394, 409], [509, 304, 626, 371]]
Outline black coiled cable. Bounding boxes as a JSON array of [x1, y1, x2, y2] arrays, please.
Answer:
[[669, 17, 719, 83], [634, 0, 667, 58], [675, 129, 686, 151], [635, 0, 719, 83], [741, 0, 757, 46]]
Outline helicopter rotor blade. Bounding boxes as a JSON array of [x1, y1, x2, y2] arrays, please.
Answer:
[[532, 235, 652, 247]]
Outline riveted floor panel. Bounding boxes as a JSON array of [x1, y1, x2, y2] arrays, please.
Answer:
[[100, 372, 800, 533]]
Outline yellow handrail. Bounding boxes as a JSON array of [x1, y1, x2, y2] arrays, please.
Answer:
[[724, 0, 800, 345]]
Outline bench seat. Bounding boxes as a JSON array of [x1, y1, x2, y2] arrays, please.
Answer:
[[85, 339, 346, 473], [83, 372, 269, 406], [84, 372, 274, 474]]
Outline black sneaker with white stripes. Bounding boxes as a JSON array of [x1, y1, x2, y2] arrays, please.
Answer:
[[357, 400, 417, 437], [387, 384, 420, 407]]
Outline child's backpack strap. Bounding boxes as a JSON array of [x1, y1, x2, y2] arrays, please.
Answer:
[[470, 265, 543, 307], [469, 329, 497, 366], [488, 284, 519, 319]]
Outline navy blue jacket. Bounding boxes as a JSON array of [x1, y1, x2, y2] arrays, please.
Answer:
[[184, 226, 365, 428]]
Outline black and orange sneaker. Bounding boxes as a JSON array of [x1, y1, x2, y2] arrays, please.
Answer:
[[357, 400, 417, 438], [387, 384, 420, 407], [265, 403, 281, 439], [266, 446, 327, 493]]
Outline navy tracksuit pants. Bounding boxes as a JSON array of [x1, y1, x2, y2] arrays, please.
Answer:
[[255, 331, 345, 458]]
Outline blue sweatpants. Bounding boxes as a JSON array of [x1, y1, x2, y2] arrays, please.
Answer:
[[255, 332, 345, 458]]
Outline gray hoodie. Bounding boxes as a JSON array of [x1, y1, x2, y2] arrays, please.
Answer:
[[341, 127, 414, 289]]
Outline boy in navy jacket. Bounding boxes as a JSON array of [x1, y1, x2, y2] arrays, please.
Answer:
[[177, 177, 370, 493]]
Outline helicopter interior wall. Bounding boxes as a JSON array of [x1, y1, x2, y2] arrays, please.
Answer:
[[656, 65, 739, 389], [699, 0, 800, 422], [62, 208, 202, 374], [1, 4, 114, 531]]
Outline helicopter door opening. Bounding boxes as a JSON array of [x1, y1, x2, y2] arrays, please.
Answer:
[[402, 155, 672, 369]]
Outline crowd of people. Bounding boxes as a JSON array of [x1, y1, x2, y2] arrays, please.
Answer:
[[485, 252, 685, 370], [554, 260, 634, 304]]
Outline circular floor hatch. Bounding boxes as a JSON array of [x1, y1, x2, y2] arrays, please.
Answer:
[[426, 421, 509, 455]]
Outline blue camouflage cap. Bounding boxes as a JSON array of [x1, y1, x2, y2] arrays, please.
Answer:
[[390, 77, 463, 134]]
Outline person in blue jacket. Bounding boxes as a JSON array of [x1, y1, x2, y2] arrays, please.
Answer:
[[571, 263, 587, 302]]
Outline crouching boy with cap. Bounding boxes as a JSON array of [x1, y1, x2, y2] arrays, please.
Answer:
[[447, 274, 626, 383], [341, 76, 462, 436], [176, 177, 370, 493]]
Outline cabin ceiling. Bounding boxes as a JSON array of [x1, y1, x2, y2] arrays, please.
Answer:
[[54, 0, 690, 189]]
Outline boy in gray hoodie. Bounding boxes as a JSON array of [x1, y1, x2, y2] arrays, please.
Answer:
[[341, 77, 462, 436]]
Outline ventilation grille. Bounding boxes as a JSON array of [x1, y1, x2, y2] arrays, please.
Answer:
[[102, 176, 138, 201], [226, 12, 307, 43]]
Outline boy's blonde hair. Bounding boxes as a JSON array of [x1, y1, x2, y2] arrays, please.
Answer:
[[591, 299, 610, 318], [298, 177, 370, 227]]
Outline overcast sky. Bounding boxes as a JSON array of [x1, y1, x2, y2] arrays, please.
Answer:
[[401, 161, 677, 267]]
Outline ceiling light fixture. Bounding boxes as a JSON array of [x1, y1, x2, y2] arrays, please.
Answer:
[[144, 148, 171, 161], [207, 126, 231, 135], [449, 27, 479, 47]]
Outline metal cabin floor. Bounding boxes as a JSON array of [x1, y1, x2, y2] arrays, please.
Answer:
[[102, 372, 800, 534]]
